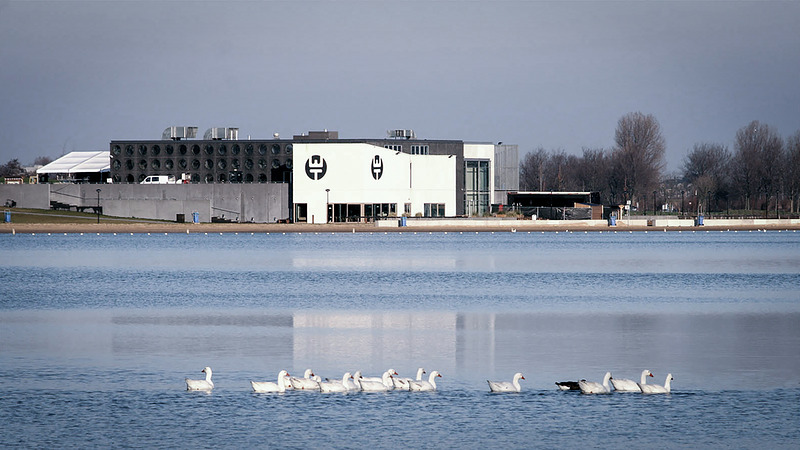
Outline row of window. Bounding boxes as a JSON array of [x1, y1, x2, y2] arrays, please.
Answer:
[[411, 145, 429, 155], [381, 144, 430, 155], [112, 158, 292, 171], [114, 173, 275, 184], [424, 203, 445, 217], [111, 143, 293, 157], [294, 202, 447, 223]]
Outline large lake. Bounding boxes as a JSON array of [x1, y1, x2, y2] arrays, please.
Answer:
[[2, 230, 799, 448]]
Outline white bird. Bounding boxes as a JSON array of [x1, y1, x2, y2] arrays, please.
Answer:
[[393, 367, 426, 390], [319, 372, 352, 393], [185, 366, 214, 391], [611, 369, 653, 392], [639, 373, 673, 394], [340, 372, 358, 391], [250, 370, 291, 393], [353, 370, 393, 392], [409, 370, 442, 392], [290, 368, 320, 390], [360, 369, 398, 383], [488, 372, 525, 393], [579, 372, 613, 394]]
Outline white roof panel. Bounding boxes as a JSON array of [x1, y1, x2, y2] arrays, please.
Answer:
[[37, 151, 110, 174]]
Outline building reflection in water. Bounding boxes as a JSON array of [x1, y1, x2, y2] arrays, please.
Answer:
[[291, 312, 504, 380]]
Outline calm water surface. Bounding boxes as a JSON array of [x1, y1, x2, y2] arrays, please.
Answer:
[[1, 231, 799, 448]]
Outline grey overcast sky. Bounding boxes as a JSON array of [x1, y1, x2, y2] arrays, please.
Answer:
[[1, 0, 798, 171]]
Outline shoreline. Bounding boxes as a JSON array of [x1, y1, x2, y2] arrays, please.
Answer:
[[2, 221, 799, 234]]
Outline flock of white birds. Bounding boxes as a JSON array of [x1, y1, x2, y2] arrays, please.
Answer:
[[557, 370, 674, 394], [186, 367, 673, 394]]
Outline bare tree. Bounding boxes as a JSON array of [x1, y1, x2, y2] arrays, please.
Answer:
[[731, 120, 783, 213], [519, 147, 549, 191], [612, 112, 666, 206], [33, 156, 53, 166], [543, 149, 574, 192], [572, 147, 614, 203], [682, 143, 731, 213], [785, 131, 800, 214]]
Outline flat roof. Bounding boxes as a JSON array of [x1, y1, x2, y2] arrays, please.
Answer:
[[37, 151, 110, 174]]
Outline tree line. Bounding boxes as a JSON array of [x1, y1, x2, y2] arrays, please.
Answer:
[[519, 112, 800, 216], [0, 156, 52, 178]]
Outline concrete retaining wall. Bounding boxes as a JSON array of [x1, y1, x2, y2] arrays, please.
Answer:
[[0, 184, 50, 209], [6, 183, 290, 223], [401, 218, 609, 228], [704, 218, 800, 227]]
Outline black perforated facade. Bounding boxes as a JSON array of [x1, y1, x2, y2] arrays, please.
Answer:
[[109, 140, 293, 184]]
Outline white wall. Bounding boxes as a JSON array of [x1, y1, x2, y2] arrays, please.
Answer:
[[293, 143, 456, 222]]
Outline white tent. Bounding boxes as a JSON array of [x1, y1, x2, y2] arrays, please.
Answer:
[[37, 151, 110, 175]]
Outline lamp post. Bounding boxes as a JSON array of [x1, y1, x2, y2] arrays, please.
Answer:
[[643, 193, 647, 216], [96, 188, 101, 224], [681, 190, 685, 217], [325, 188, 330, 223], [653, 190, 657, 216]]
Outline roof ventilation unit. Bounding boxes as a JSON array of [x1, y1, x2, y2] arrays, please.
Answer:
[[387, 129, 416, 139], [204, 127, 239, 140], [162, 126, 198, 140]]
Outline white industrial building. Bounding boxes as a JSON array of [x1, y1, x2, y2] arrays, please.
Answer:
[[293, 142, 458, 223], [6, 129, 518, 223]]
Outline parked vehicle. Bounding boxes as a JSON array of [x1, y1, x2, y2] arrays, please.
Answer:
[[140, 175, 181, 184]]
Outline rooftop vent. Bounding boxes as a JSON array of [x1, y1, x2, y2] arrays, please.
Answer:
[[387, 129, 415, 139], [162, 126, 198, 140], [203, 127, 239, 140]]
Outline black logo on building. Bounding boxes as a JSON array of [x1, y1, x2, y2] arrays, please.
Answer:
[[305, 155, 327, 180], [371, 155, 384, 180]]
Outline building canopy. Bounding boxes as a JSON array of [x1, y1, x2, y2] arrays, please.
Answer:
[[37, 151, 110, 174]]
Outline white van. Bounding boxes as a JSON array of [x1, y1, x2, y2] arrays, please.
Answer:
[[140, 175, 180, 184]]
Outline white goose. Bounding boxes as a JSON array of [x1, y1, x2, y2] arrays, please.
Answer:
[[319, 372, 352, 393], [354, 370, 393, 392], [409, 370, 442, 392], [250, 370, 291, 393], [579, 372, 613, 394], [290, 369, 321, 390], [393, 368, 426, 390], [360, 369, 398, 383], [639, 373, 673, 394], [611, 369, 653, 392], [186, 366, 214, 391], [488, 372, 525, 393]]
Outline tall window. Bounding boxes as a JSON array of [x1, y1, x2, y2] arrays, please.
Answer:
[[465, 160, 490, 216]]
